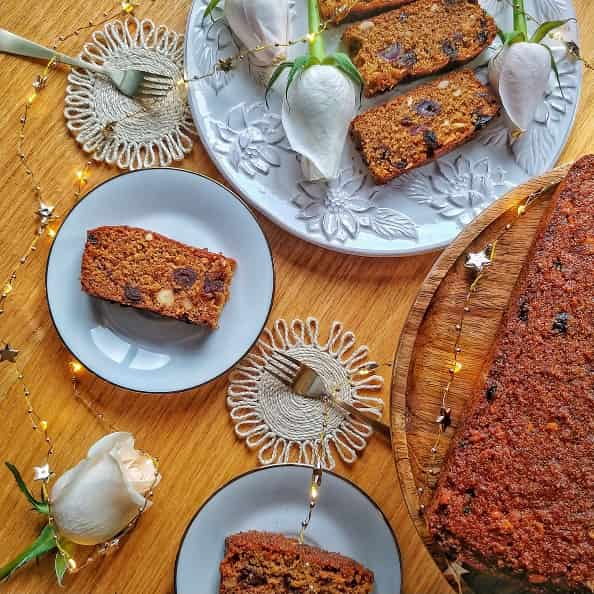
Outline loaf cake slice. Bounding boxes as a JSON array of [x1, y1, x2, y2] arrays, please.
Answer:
[[350, 69, 500, 184], [426, 156, 594, 592], [219, 531, 375, 593], [81, 226, 235, 329], [343, 0, 497, 97], [318, 0, 414, 23]]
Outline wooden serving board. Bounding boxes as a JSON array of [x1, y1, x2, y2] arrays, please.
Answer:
[[389, 163, 571, 592]]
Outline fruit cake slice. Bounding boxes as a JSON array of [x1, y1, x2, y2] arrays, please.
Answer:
[[350, 69, 500, 184], [81, 226, 235, 329], [343, 0, 497, 97], [219, 531, 375, 593], [426, 155, 594, 593], [318, 0, 414, 23]]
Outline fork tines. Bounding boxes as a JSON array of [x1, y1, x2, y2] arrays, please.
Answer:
[[138, 72, 174, 97], [264, 350, 301, 385]]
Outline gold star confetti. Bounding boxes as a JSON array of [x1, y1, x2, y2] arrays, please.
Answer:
[[36, 201, 55, 228], [0, 344, 19, 363], [444, 561, 469, 594], [33, 463, 52, 481], [464, 246, 492, 274]]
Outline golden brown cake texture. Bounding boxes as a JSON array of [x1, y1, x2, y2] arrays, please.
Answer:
[[318, 0, 414, 23], [80, 226, 235, 329], [426, 155, 594, 593], [350, 69, 500, 184], [219, 531, 375, 593], [343, 0, 497, 97]]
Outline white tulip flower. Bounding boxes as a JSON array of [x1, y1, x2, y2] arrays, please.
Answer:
[[282, 65, 358, 181], [51, 432, 160, 546]]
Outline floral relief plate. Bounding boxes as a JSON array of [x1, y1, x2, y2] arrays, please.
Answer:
[[184, 0, 581, 257]]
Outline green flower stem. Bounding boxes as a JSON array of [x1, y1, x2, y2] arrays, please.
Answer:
[[307, 0, 325, 62], [513, 0, 528, 38], [0, 524, 56, 582]]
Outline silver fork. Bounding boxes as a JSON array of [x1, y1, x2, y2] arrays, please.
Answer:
[[265, 350, 391, 441], [0, 29, 173, 98]]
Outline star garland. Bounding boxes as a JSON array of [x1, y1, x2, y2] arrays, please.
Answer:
[[408, 179, 561, 592], [1, 0, 161, 580]]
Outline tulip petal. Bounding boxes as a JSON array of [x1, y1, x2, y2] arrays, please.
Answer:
[[282, 65, 358, 181], [51, 453, 146, 546], [491, 42, 551, 131]]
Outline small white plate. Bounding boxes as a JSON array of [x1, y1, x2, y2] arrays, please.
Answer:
[[175, 464, 402, 594], [46, 168, 274, 393]]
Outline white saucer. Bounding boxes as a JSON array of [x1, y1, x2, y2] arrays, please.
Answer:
[[175, 464, 402, 593], [46, 168, 274, 393]]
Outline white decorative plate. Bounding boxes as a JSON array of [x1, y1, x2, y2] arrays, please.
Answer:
[[46, 168, 274, 393], [174, 464, 402, 593], [184, 0, 581, 256]]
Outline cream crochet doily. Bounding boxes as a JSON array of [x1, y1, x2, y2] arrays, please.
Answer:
[[227, 318, 384, 469], [64, 17, 195, 170]]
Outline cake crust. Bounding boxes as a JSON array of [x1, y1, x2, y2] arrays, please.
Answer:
[[219, 531, 374, 593], [318, 0, 414, 23], [343, 0, 497, 97], [350, 70, 500, 184], [80, 225, 235, 329], [426, 156, 594, 593]]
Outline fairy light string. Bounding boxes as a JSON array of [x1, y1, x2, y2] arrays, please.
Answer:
[[413, 180, 561, 516], [2, 0, 161, 579]]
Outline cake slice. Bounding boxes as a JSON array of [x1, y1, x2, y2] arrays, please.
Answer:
[[219, 531, 375, 593], [426, 156, 594, 592], [343, 0, 497, 97], [318, 0, 414, 23], [350, 69, 500, 184], [81, 226, 235, 329]]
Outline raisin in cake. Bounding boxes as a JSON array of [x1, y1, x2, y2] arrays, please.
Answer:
[[427, 156, 594, 593], [343, 0, 496, 97], [318, 0, 414, 23], [81, 226, 235, 328], [350, 69, 500, 184], [219, 531, 375, 593]]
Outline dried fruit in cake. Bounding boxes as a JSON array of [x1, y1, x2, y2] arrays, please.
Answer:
[[219, 531, 375, 593], [343, 0, 497, 97], [318, 0, 414, 23], [350, 69, 500, 184], [426, 155, 594, 593], [80, 226, 235, 329]]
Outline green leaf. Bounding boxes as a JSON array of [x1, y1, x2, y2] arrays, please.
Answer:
[[54, 552, 68, 586], [542, 43, 565, 99], [5, 462, 49, 514], [265, 61, 293, 108], [530, 19, 574, 43], [202, 0, 221, 22], [0, 523, 56, 582], [503, 30, 527, 45], [285, 55, 309, 102]]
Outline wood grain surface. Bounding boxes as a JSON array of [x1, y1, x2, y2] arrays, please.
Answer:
[[390, 165, 570, 586], [0, 2, 592, 594]]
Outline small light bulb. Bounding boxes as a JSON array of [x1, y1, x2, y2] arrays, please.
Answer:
[[27, 92, 37, 105], [3, 284, 12, 296], [121, 0, 137, 13], [47, 227, 57, 239], [517, 204, 527, 216], [39, 420, 48, 431], [311, 484, 319, 500], [306, 32, 316, 43], [75, 170, 88, 184], [452, 361, 463, 374], [67, 557, 77, 570], [69, 361, 83, 373]]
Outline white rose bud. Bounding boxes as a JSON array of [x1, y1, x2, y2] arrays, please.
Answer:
[[50, 433, 160, 546]]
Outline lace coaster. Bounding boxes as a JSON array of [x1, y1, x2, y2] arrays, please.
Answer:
[[64, 17, 195, 170], [227, 318, 384, 469]]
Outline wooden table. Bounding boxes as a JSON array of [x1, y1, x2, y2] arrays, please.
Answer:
[[0, 2, 592, 593]]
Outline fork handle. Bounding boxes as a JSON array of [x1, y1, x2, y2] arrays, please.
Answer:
[[332, 399, 391, 441], [0, 29, 106, 75]]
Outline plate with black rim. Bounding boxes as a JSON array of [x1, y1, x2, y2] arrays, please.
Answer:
[[46, 168, 274, 393], [175, 464, 402, 594]]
